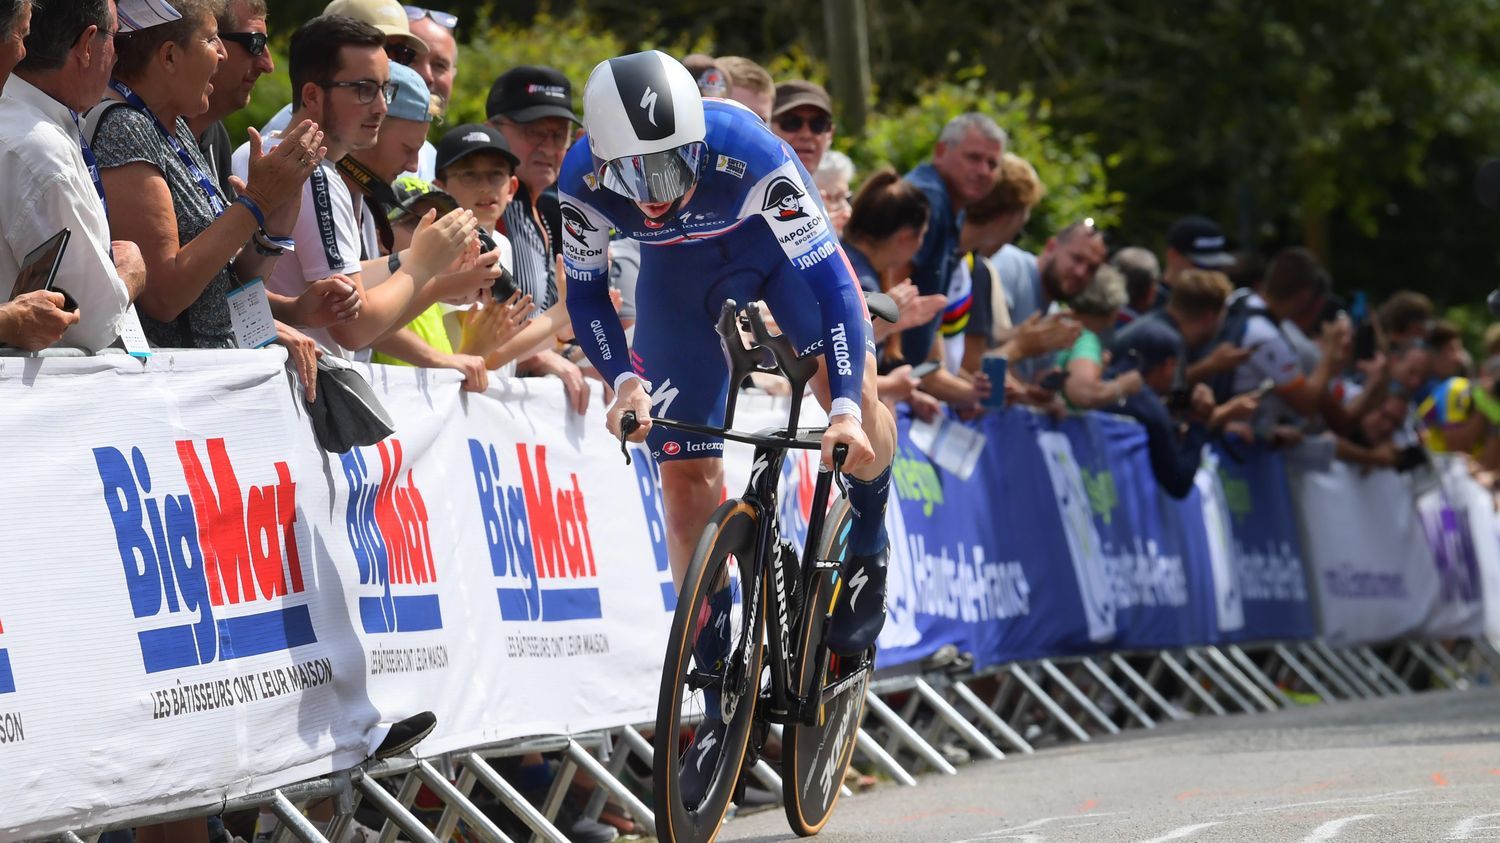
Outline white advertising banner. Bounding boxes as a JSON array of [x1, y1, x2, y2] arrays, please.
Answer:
[[1416, 456, 1486, 640], [1292, 462, 1440, 646], [0, 352, 370, 841]]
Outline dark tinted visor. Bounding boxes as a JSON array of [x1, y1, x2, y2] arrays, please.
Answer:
[[600, 142, 705, 203]]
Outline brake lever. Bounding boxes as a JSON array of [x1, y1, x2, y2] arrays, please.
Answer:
[[832, 443, 849, 497], [619, 410, 639, 465]]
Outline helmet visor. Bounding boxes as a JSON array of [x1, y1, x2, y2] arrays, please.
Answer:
[[600, 142, 706, 203]]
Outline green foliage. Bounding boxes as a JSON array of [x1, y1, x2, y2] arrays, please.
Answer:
[[847, 74, 1120, 255]]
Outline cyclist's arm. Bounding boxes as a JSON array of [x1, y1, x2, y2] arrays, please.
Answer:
[[560, 192, 635, 392], [751, 162, 869, 421]]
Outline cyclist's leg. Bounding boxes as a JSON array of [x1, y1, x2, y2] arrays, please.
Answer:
[[762, 266, 895, 655]]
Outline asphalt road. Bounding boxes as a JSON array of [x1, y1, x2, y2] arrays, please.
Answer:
[[722, 685, 1500, 842]]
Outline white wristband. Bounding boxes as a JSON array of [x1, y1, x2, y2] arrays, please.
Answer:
[[830, 397, 862, 424], [613, 371, 650, 395]]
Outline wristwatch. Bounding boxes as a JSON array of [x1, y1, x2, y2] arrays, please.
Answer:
[[387, 251, 402, 274]]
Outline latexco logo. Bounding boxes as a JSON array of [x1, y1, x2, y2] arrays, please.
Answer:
[[94, 439, 314, 674], [340, 439, 442, 635], [469, 440, 603, 622]]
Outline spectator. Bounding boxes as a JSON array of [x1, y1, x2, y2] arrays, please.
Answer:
[[716, 55, 773, 121], [997, 220, 1104, 383], [188, 0, 272, 197], [1163, 214, 1234, 294], [1058, 265, 1143, 410], [1226, 249, 1265, 290], [340, 62, 436, 254], [1112, 246, 1160, 326], [814, 149, 853, 237], [0, 0, 26, 88], [1427, 319, 1470, 381], [1108, 317, 1256, 497], [1115, 268, 1236, 385], [959, 151, 1047, 372], [0, 0, 146, 352], [1220, 247, 1342, 423], [486, 64, 591, 413], [403, 4, 459, 178], [1419, 373, 1499, 458], [683, 52, 727, 98], [1377, 289, 1435, 345], [92, 0, 344, 352], [771, 79, 833, 174], [901, 112, 1005, 365], [240, 14, 474, 359], [258, 0, 435, 176]]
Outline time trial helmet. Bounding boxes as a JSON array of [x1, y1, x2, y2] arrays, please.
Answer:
[[583, 50, 707, 204]]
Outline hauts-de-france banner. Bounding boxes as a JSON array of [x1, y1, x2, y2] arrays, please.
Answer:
[[0, 352, 370, 841]]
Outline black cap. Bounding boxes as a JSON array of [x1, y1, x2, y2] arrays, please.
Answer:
[[485, 65, 579, 124], [1166, 215, 1233, 268], [435, 124, 520, 173], [1110, 317, 1185, 374]]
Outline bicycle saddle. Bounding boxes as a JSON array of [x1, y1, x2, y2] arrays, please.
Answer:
[[864, 290, 899, 324]]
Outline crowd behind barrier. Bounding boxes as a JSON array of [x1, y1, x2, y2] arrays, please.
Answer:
[[0, 352, 1496, 840]]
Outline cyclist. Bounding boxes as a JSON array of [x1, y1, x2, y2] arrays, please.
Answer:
[[561, 50, 895, 802]]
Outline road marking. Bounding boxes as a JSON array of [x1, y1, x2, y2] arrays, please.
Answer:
[[1258, 788, 1424, 813], [1434, 772, 1451, 786], [1450, 813, 1500, 840], [953, 814, 1124, 842], [1135, 822, 1224, 843], [1299, 814, 1376, 843]]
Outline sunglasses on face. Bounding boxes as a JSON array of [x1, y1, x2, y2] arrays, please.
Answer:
[[319, 79, 397, 106], [384, 42, 418, 66], [404, 5, 459, 29], [219, 31, 267, 57], [776, 113, 831, 134]]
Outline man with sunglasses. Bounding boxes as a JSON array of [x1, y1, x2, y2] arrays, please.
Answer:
[[188, 0, 272, 197], [770, 79, 834, 175]]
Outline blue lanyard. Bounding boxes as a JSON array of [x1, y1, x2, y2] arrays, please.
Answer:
[[107, 79, 226, 216], [69, 109, 108, 215]]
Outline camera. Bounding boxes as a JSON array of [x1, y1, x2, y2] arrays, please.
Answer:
[[476, 229, 519, 301]]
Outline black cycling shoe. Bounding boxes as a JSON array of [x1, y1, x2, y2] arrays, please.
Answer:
[[826, 547, 888, 656], [679, 716, 727, 809], [374, 710, 437, 759]]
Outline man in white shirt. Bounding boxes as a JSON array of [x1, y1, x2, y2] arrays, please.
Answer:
[[237, 15, 474, 360], [0, 0, 146, 351]]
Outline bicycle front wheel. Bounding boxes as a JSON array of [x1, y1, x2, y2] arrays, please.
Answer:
[[654, 499, 766, 843], [782, 499, 871, 836]]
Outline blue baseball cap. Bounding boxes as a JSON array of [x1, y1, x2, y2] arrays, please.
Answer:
[[387, 62, 433, 123]]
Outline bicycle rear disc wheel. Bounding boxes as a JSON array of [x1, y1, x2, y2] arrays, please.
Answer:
[[654, 499, 766, 843], [782, 499, 871, 836]]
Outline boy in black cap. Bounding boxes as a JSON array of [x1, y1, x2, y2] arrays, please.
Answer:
[[434, 123, 521, 251]]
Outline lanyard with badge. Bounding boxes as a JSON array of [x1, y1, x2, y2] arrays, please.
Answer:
[[107, 79, 279, 349]]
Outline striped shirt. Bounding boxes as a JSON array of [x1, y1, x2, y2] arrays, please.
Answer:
[[500, 183, 557, 312]]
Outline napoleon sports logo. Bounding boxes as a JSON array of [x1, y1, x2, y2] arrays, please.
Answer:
[[469, 440, 602, 622], [762, 176, 809, 221], [341, 439, 441, 635], [94, 439, 314, 674], [561, 202, 599, 245]]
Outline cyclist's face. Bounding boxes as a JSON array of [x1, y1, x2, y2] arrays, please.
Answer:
[[635, 183, 697, 220]]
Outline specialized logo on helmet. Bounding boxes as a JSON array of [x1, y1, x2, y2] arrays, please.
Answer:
[[762, 176, 809, 222], [640, 87, 659, 126], [609, 53, 676, 141], [560, 202, 598, 244]]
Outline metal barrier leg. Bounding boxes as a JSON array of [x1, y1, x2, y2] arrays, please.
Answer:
[[1314, 642, 1380, 697], [1183, 649, 1257, 713], [433, 765, 480, 843], [1427, 640, 1475, 688], [1080, 657, 1155, 728], [565, 739, 658, 840], [854, 726, 918, 786], [1205, 646, 1278, 711], [1227, 645, 1294, 707], [1038, 659, 1120, 735], [1296, 643, 1358, 699], [376, 773, 423, 843], [1158, 652, 1228, 715], [913, 678, 1005, 760], [950, 680, 1035, 753], [1408, 641, 1461, 690], [582, 731, 632, 822], [1007, 664, 1091, 742], [460, 753, 569, 843], [411, 759, 516, 843], [1110, 654, 1187, 721], [1335, 645, 1398, 696], [1266, 642, 1338, 702], [864, 691, 959, 773], [270, 791, 333, 843], [538, 758, 579, 836], [356, 776, 439, 843], [1355, 646, 1412, 695]]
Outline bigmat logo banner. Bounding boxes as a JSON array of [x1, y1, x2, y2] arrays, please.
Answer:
[[4, 352, 1500, 838]]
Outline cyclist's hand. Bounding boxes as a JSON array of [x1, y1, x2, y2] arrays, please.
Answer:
[[822, 413, 874, 472], [609, 377, 653, 442]]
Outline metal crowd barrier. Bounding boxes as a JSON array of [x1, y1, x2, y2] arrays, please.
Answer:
[[36, 635, 1498, 843]]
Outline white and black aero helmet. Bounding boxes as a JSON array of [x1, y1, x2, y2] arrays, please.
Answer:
[[584, 50, 707, 204]]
